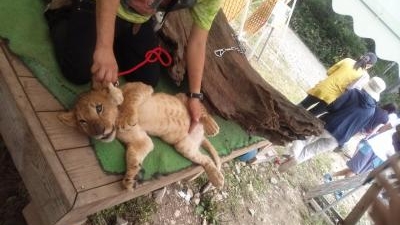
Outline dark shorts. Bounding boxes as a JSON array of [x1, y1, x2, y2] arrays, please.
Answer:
[[346, 140, 383, 174], [45, 0, 160, 86]]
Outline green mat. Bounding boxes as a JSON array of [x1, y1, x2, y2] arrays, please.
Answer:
[[0, 0, 264, 180]]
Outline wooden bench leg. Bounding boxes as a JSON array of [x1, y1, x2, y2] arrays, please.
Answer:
[[342, 183, 382, 225], [23, 202, 87, 225], [23, 202, 45, 225]]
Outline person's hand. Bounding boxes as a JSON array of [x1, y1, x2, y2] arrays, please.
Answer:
[[369, 173, 400, 225], [188, 98, 202, 133], [91, 47, 118, 84]]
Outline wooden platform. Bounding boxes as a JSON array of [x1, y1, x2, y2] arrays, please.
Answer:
[[0, 41, 270, 225]]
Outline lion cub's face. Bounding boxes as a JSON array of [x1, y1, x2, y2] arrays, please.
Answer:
[[58, 84, 124, 142]]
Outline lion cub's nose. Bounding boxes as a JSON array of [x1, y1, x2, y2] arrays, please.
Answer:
[[92, 123, 106, 135]]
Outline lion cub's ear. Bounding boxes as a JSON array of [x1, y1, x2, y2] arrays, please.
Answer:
[[58, 111, 77, 127], [91, 81, 124, 105], [107, 83, 124, 105]]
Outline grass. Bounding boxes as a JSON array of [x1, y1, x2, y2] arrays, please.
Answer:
[[249, 51, 307, 104], [195, 194, 221, 225], [86, 195, 157, 225]]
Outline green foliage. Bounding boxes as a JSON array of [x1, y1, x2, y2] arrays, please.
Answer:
[[290, 0, 368, 65]]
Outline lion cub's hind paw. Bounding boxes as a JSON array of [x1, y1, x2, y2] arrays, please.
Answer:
[[209, 171, 224, 189], [201, 116, 220, 137], [122, 178, 136, 192]]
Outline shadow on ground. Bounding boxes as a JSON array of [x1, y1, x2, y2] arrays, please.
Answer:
[[0, 136, 28, 225]]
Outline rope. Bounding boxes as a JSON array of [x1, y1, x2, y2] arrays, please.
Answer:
[[118, 46, 172, 76]]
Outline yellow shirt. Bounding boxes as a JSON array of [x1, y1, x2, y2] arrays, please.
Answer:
[[307, 58, 365, 104], [117, 0, 223, 30]]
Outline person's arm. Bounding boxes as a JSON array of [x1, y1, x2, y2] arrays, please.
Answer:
[[186, 24, 208, 132], [91, 0, 120, 84], [392, 125, 400, 152], [327, 89, 352, 112], [369, 174, 400, 225]]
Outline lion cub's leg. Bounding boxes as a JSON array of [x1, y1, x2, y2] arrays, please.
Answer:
[[118, 125, 154, 191], [173, 125, 224, 188]]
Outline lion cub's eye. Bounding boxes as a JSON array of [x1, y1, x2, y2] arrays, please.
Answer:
[[78, 119, 87, 126], [96, 104, 103, 114]]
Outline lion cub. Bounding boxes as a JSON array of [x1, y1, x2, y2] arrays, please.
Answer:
[[58, 82, 224, 191]]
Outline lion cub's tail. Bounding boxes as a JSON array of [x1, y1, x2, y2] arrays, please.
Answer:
[[201, 139, 221, 170]]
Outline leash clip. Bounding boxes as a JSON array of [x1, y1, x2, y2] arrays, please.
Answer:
[[214, 46, 245, 58], [214, 49, 226, 57]]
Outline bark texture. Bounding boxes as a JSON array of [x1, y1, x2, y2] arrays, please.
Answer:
[[159, 10, 324, 145]]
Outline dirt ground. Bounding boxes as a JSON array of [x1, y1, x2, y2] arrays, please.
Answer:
[[150, 157, 333, 225], [0, 28, 373, 225]]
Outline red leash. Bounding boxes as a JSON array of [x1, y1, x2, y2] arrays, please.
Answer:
[[118, 46, 172, 76]]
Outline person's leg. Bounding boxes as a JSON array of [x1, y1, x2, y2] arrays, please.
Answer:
[[346, 142, 377, 175], [308, 101, 328, 116], [114, 18, 161, 87], [295, 130, 339, 163], [279, 133, 333, 172], [288, 134, 323, 160], [46, 0, 96, 84], [298, 95, 321, 109]]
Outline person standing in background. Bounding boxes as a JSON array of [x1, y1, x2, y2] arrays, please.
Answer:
[[299, 52, 378, 116], [279, 77, 386, 172]]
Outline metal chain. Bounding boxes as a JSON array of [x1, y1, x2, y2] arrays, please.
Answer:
[[214, 34, 247, 58]]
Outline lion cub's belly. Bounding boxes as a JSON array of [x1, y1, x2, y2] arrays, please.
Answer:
[[138, 93, 190, 142]]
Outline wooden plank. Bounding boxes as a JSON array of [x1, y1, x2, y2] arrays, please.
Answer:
[[318, 196, 344, 224], [75, 140, 269, 207], [1, 41, 34, 77], [308, 199, 335, 225], [54, 141, 269, 225], [57, 147, 123, 192], [38, 112, 90, 150], [59, 167, 208, 225], [0, 43, 76, 225], [304, 172, 369, 200], [19, 77, 64, 111], [342, 183, 382, 225]]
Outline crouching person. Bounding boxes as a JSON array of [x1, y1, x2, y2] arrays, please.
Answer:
[[279, 77, 386, 172]]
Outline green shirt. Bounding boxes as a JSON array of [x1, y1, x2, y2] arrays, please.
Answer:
[[117, 0, 223, 30]]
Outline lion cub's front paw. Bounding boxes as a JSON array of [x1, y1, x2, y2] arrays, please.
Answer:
[[117, 111, 138, 130]]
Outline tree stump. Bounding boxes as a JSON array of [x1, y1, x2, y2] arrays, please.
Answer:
[[159, 10, 324, 145]]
